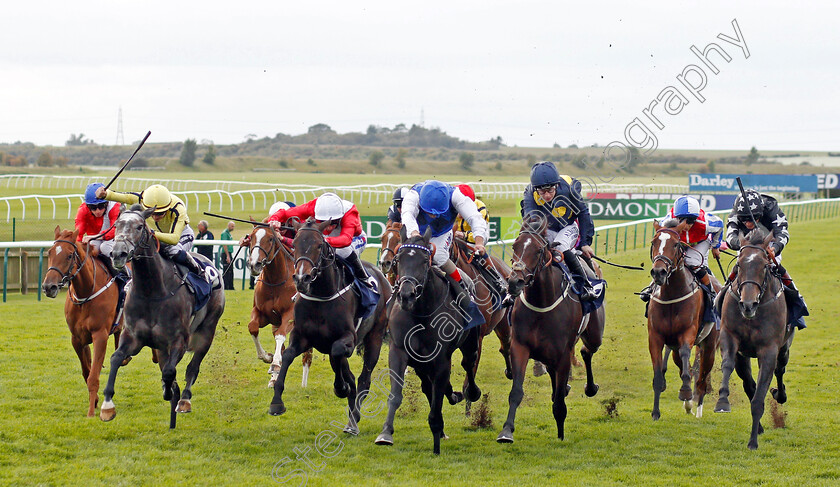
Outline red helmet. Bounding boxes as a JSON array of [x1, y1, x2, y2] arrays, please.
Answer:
[[457, 184, 475, 201]]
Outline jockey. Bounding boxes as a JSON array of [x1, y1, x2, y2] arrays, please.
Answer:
[[725, 189, 807, 329], [521, 161, 596, 301], [453, 184, 489, 244], [267, 192, 377, 289], [401, 180, 489, 308], [387, 187, 409, 224], [96, 184, 212, 282], [75, 183, 122, 274], [639, 195, 723, 302]]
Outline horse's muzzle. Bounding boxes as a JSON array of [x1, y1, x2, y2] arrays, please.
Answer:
[[507, 277, 524, 298], [739, 299, 759, 319], [250, 262, 264, 276], [651, 266, 668, 286], [42, 282, 59, 298], [293, 273, 313, 293]]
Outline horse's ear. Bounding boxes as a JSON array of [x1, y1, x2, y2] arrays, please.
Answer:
[[317, 219, 333, 232], [399, 224, 408, 242], [141, 208, 155, 220], [738, 230, 747, 247], [763, 230, 775, 249], [54, 225, 61, 239], [422, 226, 432, 244], [291, 219, 302, 232], [653, 219, 661, 231], [71, 228, 79, 242]]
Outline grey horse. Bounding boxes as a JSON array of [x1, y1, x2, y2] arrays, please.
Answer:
[[99, 206, 225, 429]]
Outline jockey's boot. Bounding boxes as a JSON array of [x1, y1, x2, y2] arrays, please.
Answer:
[[692, 266, 719, 325], [638, 282, 654, 302], [779, 269, 808, 329], [563, 250, 596, 301], [346, 251, 377, 290], [174, 250, 210, 282]]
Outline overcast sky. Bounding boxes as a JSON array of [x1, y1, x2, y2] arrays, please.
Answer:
[[1, 1, 837, 151]]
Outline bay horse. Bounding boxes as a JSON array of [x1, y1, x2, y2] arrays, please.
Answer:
[[714, 228, 793, 450], [268, 218, 391, 436], [377, 221, 402, 286], [451, 238, 513, 391], [42, 226, 125, 417], [246, 223, 313, 388], [100, 206, 225, 429], [647, 221, 719, 420], [375, 226, 482, 455], [497, 217, 604, 443]]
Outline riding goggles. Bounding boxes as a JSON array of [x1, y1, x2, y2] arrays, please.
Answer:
[[87, 202, 107, 211]]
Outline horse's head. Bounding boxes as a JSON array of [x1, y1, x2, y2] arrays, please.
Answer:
[[42, 226, 82, 298], [111, 205, 155, 269], [248, 222, 282, 276], [394, 225, 434, 311], [649, 220, 686, 286], [292, 218, 334, 294], [508, 215, 552, 298], [378, 221, 402, 277], [735, 227, 775, 319]]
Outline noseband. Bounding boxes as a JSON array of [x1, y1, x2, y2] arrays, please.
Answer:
[[510, 231, 552, 288], [45, 239, 86, 290], [377, 227, 401, 273], [651, 229, 686, 282], [731, 244, 775, 304], [294, 227, 336, 283]]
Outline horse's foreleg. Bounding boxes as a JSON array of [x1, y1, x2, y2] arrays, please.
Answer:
[[429, 368, 448, 455], [178, 331, 214, 414], [329, 336, 355, 399], [267, 325, 287, 388], [735, 352, 755, 399], [269, 334, 308, 416], [497, 340, 530, 443], [552, 351, 572, 440], [677, 343, 693, 409], [348, 328, 385, 434], [161, 340, 187, 430], [460, 327, 482, 403], [580, 346, 599, 398], [375, 346, 408, 446], [493, 319, 513, 380], [71, 335, 92, 383], [715, 332, 738, 413], [100, 331, 143, 422], [86, 330, 109, 418], [748, 349, 778, 450], [579, 313, 603, 398], [648, 331, 665, 421], [772, 330, 795, 404], [463, 329, 486, 413]]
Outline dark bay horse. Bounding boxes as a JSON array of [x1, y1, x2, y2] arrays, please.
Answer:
[[246, 223, 313, 388], [377, 221, 402, 286], [451, 239, 513, 389], [268, 219, 391, 436], [42, 227, 125, 417], [100, 207, 225, 429], [714, 228, 793, 450], [647, 221, 719, 420], [375, 227, 482, 455], [497, 218, 604, 443]]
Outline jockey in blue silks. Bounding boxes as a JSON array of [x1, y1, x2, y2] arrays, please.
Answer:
[[400, 180, 489, 308], [521, 161, 597, 301]]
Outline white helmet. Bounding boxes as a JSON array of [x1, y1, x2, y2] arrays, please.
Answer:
[[314, 193, 347, 221], [269, 201, 290, 216]]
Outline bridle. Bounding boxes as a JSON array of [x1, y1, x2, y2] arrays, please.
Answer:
[[510, 230, 553, 289], [293, 226, 336, 284], [651, 228, 687, 283], [377, 226, 402, 274], [45, 239, 87, 290], [113, 212, 159, 262], [394, 243, 435, 297], [730, 244, 777, 305], [252, 226, 292, 269]]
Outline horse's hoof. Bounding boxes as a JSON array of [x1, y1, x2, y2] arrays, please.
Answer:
[[267, 364, 281, 375], [565, 384, 571, 397], [695, 404, 704, 418], [121, 357, 132, 366], [678, 388, 692, 401], [684, 400, 693, 413], [652, 411, 660, 421], [442, 432, 450, 440], [268, 375, 278, 388], [100, 407, 116, 422], [464, 385, 481, 403], [264, 353, 274, 364], [334, 384, 350, 399], [268, 403, 286, 416], [771, 387, 787, 404], [448, 392, 464, 405], [343, 424, 359, 436], [176, 399, 192, 413], [748, 441, 758, 450], [585, 383, 599, 397], [497, 430, 514, 443], [504, 368, 513, 380], [714, 399, 731, 413], [375, 433, 394, 446]]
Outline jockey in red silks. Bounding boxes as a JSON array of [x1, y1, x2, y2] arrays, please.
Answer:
[[75, 183, 123, 275], [267, 192, 376, 289]]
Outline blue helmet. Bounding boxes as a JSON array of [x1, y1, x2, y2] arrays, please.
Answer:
[[673, 195, 701, 218], [84, 183, 106, 205], [418, 180, 452, 215], [530, 161, 561, 188]]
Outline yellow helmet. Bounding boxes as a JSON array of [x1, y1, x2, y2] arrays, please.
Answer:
[[142, 184, 173, 213]]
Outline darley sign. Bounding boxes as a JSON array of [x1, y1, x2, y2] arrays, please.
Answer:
[[689, 174, 818, 193]]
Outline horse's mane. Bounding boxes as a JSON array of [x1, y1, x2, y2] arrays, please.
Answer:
[[745, 226, 769, 245]]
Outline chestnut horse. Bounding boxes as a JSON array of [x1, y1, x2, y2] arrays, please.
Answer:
[[42, 226, 125, 417], [497, 218, 604, 443], [246, 224, 313, 388], [714, 228, 793, 450], [647, 221, 719, 420], [377, 221, 402, 285]]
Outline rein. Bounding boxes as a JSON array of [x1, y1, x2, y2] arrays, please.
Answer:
[[253, 226, 294, 287], [45, 239, 87, 290], [727, 244, 784, 307]]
